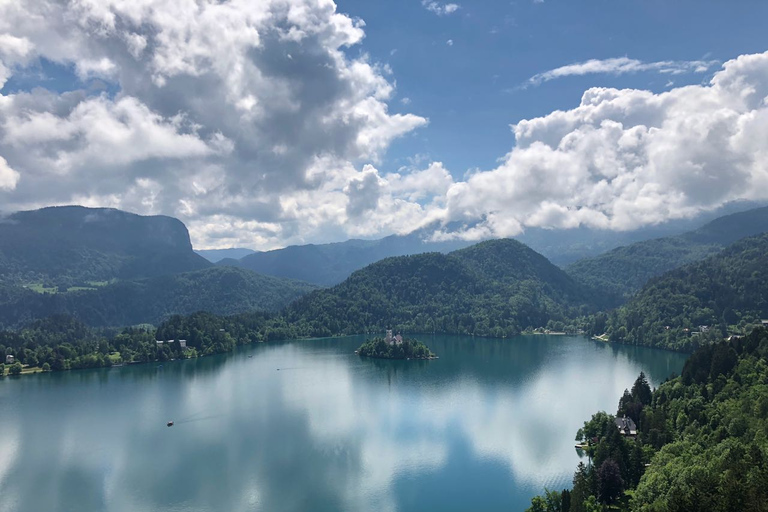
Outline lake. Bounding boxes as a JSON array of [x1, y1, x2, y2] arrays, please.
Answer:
[[0, 335, 688, 512]]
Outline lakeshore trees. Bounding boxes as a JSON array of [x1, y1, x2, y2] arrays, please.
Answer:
[[527, 327, 768, 511]]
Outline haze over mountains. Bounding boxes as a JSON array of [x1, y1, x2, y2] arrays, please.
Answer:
[[219, 231, 474, 286], [208, 201, 766, 287], [196, 248, 256, 263]]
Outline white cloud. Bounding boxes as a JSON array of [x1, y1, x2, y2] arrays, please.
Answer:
[[2, 2, 768, 251], [434, 51, 768, 240], [446, 39, 454, 46], [0, 0, 428, 248], [421, 1, 460, 16], [0, 156, 19, 190], [524, 56, 719, 87]]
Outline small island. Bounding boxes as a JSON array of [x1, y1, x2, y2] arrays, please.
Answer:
[[356, 330, 437, 360]]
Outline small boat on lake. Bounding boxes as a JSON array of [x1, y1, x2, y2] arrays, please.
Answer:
[[167, 421, 174, 427]]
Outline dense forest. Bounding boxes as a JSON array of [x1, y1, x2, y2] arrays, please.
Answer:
[[0, 267, 316, 329], [0, 310, 302, 374], [596, 234, 768, 351], [566, 206, 768, 304], [282, 239, 604, 338], [526, 327, 768, 512]]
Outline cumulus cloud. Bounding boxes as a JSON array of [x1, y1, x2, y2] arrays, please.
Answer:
[[1, 2, 768, 250], [524, 56, 719, 87], [422, 1, 460, 16], [434, 51, 768, 240], [0, 156, 19, 190], [0, 0, 429, 248]]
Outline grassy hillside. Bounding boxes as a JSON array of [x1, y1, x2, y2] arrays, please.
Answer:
[[566, 206, 768, 303], [0, 267, 316, 328], [283, 239, 602, 337]]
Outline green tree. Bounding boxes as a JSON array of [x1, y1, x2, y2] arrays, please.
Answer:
[[630, 371, 652, 406], [42, 362, 51, 372], [8, 362, 23, 375], [597, 459, 623, 505], [569, 462, 592, 512]]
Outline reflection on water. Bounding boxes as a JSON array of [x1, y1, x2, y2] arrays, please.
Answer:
[[0, 335, 687, 512]]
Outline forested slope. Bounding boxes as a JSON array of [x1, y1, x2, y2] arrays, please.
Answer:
[[566, 206, 768, 303], [283, 239, 602, 337], [527, 327, 768, 512], [0, 267, 316, 328], [600, 234, 768, 351]]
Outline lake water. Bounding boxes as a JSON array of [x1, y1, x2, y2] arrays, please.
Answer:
[[0, 335, 687, 512]]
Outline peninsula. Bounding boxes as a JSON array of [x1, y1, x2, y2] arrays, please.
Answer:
[[356, 330, 436, 360]]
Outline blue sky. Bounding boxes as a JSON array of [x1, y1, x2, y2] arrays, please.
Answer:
[[336, 0, 768, 174], [1, 0, 768, 249]]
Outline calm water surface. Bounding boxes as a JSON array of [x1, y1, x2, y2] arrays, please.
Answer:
[[0, 335, 688, 512]]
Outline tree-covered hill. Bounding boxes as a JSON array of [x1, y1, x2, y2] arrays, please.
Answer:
[[282, 239, 603, 337], [527, 327, 768, 512], [600, 234, 768, 351], [566, 206, 768, 303], [0, 206, 211, 287], [0, 267, 316, 328]]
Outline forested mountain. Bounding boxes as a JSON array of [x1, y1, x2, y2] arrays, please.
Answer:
[[528, 328, 768, 512], [221, 231, 473, 286], [196, 248, 256, 263], [282, 239, 602, 337], [599, 234, 768, 351], [0, 267, 316, 328], [0, 206, 211, 287], [566, 206, 768, 303]]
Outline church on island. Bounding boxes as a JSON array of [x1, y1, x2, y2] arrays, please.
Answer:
[[385, 329, 403, 346]]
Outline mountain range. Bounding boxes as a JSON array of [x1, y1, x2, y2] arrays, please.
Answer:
[[205, 201, 766, 287], [2, 203, 768, 349], [219, 231, 474, 286]]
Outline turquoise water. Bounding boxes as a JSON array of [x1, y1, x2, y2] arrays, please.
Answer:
[[0, 335, 687, 512]]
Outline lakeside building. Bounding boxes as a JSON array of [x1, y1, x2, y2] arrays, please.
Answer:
[[615, 416, 637, 437], [5, 354, 14, 364]]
